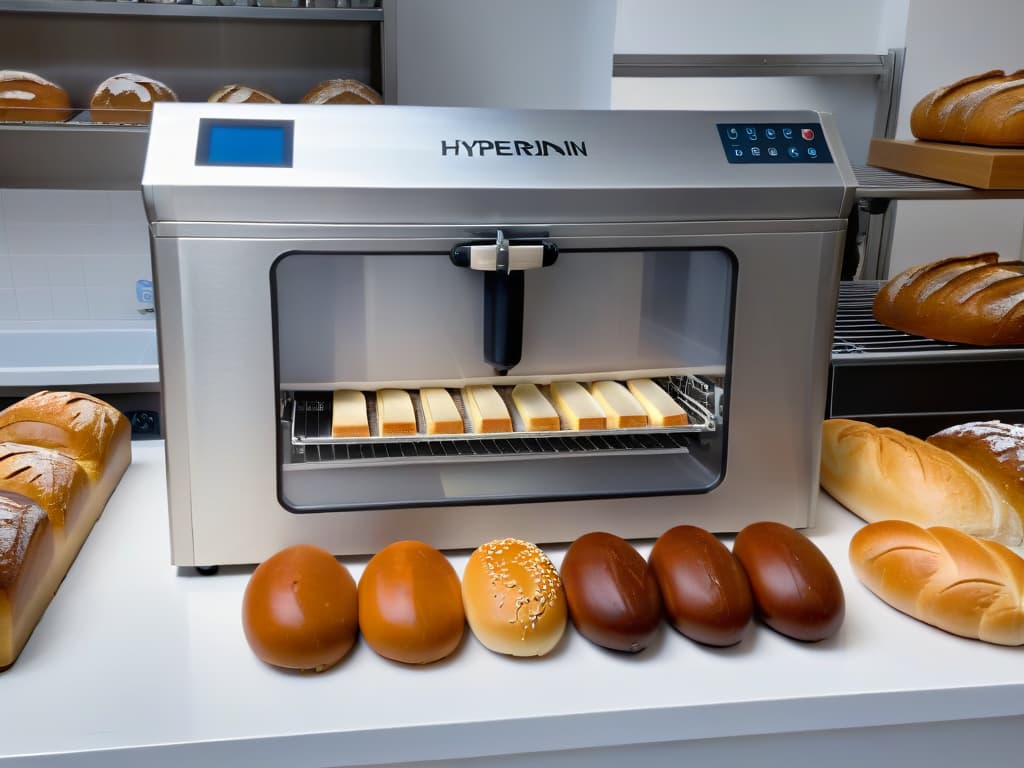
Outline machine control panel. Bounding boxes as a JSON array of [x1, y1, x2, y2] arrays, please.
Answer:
[[195, 118, 294, 168], [717, 123, 833, 164]]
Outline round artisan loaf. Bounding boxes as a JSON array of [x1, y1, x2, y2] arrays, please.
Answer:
[[911, 69, 1024, 146], [872, 253, 1024, 346], [462, 538, 566, 657], [208, 84, 280, 104], [300, 78, 382, 105], [90, 73, 177, 124], [820, 418, 1023, 546], [850, 520, 1024, 645], [0, 70, 72, 122]]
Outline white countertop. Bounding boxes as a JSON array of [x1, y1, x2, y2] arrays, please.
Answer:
[[1, 441, 1023, 767]]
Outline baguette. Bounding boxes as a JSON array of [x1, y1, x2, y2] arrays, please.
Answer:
[[910, 69, 1024, 146], [849, 520, 1024, 646], [872, 253, 1024, 346], [0, 70, 72, 123], [820, 419, 1023, 546]]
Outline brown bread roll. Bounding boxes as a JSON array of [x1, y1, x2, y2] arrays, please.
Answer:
[[358, 540, 464, 664], [0, 443, 87, 530], [911, 69, 1024, 146], [820, 419, 1023, 546], [0, 70, 72, 122], [242, 544, 358, 672], [300, 78, 382, 105], [649, 525, 753, 647], [872, 253, 1024, 346], [560, 532, 662, 653], [849, 520, 1024, 645], [462, 538, 566, 657], [208, 84, 279, 104], [733, 522, 845, 642], [90, 73, 177, 125]]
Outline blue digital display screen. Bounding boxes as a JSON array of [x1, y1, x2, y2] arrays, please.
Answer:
[[717, 123, 833, 164], [196, 119, 294, 167]]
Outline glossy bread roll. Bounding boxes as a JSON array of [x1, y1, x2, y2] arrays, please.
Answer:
[[820, 418, 1023, 546], [300, 78, 382, 105], [242, 544, 358, 671], [462, 538, 566, 656], [872, 253, 1024, 346], [649, 525, 752, 647], [560, 532, 662, 652], [0, 70, 72, 122], [90, 73, 177, 125], [358, 540, 464, 664], [850, 520, 1024, 645], [208, 84, 279, 104], [733, 522, 844, 642]]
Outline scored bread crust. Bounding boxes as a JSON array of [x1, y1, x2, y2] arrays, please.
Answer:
[[0, 70, 72, 122], [300, 78, 382, 105], [872, 253, 1024, 346], [820, 419, 1023, 546], [208, 84, 279, 104], [90, 73, 177, 124], [849, 520, 1024, 645], [910, 69, 1024, 146]]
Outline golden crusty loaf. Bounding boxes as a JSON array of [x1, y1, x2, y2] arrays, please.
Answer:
[[928, 421, 1024, 528], [872, 253, 1024, 346], [208, 84, 280, 104], [911, 70, 1024, 146], [0, 392, 132, 670], [462, 538, 567, 657], [90, 73, 177, 125], [849, 520, 1024, 645], [300, 78, 382, 105], [820, 419, 1023, 546], [0, 70, 72, 122]]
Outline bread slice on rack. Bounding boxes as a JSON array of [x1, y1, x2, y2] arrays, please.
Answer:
[[549, 381, 606, 431], [510, 383, 560, 432], [0, 392, 131, 670], [872, 253, 1024, 346], [850, 520, 1024, 645], [820, 418, 1023, 546]]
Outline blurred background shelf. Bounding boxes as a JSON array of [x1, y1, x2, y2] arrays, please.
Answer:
[[0, 1, 382, 22]]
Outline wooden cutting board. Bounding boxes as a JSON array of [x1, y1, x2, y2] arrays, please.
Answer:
[[867, 138, 1024, 189]]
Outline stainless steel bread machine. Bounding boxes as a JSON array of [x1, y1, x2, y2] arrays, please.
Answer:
[[142, 103, 855, 567]]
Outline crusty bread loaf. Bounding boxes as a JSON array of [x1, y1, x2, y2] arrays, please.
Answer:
[[300, 79, 382, 106], [910, 70, 1024, 146], [0, 70, 72, 122], [849, 520, 1024, 645], [872, 253, 1024, 346], [927, 421, 1024, 531], [90, 73, 177, 125], [820, 419, 1023, 546], [0, 392, 131, 670], [208, 84, 279, 104]]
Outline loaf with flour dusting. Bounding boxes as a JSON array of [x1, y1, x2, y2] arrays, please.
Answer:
[[90, 73, 177, 124], [0, 70, 72, 122]]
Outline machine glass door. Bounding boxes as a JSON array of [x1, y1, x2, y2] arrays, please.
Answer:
[[272, 246, 735, 512]]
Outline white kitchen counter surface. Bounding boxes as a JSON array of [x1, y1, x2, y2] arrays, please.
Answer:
[[1, 441, 1022, 768]]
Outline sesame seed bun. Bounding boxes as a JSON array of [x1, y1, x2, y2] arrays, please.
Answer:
[[462, 538, 567, 657]]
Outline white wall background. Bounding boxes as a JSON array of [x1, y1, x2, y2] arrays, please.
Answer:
[[887, 0, 1024, 276]]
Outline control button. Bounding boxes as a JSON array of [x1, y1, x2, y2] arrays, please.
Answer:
[[751, 147, 761, 157], [733, 148, 744, 158], [745, 126, 758, 140], [801, 128, 815, 141], [726, 127, 739, 140], [782, 128, 794, 139], [807, 147, 818, 158], [765, 128, 777, 140], [767, 147, 779, 157], [787, 146, 800, 159]]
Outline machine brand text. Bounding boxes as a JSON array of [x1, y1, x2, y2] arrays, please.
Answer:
[[441, 139, 588, 158]]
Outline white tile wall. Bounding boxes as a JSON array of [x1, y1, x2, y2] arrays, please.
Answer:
[[0, 189, 153, 329]]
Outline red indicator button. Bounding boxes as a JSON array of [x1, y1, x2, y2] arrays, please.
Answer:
[[801, 128, 815, 140]]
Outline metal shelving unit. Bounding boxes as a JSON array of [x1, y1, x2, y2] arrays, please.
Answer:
[[0, 1, 382, 21]]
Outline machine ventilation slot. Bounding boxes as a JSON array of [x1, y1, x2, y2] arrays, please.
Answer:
[[287, 375, 716, 465]]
